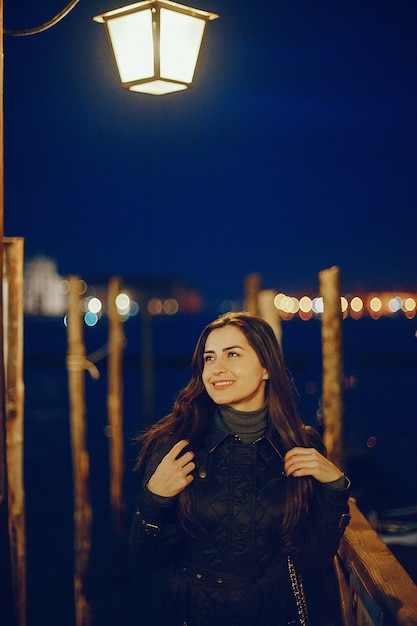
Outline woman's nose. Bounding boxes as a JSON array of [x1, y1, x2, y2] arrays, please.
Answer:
[[213, 361, 226, 375]]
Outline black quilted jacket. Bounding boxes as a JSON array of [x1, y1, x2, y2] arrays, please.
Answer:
[[130, 413, 351, 626]]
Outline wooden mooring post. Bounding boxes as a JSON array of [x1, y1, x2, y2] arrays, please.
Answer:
[[244, 273, 261, 315], [244, 274, 282, 344], [4, 237, 26, 626], [258, 289, 282, 346], [319, 266, 344, 468], [107, 277, 127, 577], [66, 276, 96, 626]]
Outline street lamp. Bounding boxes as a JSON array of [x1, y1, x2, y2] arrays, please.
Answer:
[[94, 0, 219, 95]]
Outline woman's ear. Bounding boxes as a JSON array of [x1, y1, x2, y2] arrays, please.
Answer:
[[262, 372, 269, 381]]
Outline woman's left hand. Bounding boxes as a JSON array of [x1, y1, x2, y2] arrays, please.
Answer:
[[283, 447, 344, 484]]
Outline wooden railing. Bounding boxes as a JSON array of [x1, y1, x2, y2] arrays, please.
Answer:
[[334, 498, 417, 626]]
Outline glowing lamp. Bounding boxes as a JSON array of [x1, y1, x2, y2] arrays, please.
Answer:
[[94, 0, 219, 95]]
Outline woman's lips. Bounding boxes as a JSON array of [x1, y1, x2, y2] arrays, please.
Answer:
[[212, 380, 235, 387]]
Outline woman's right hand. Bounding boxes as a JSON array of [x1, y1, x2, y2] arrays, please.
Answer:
[[147, 440, 195, 497]]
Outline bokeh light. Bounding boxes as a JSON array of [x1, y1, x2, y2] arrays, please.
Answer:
[[312, 297, 324, 314], [369, 297, 382, 312], [88, 297, 102, 314], [84, 311, 98, 326], [299, 296, 312, 313], [388, 296, 402, 313], [116, 293, 130, 315], [350, 297, 363, 313]]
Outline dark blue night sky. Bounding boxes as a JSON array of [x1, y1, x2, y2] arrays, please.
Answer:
[[4, 0, 417, 308]]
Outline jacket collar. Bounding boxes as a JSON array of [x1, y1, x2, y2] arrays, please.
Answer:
[[264, 424, 286, 460], [205, 411, 232, 453], [204, 408, 286, 460]]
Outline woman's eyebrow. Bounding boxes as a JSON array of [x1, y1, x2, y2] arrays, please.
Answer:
[[203, 345, 245, 355]]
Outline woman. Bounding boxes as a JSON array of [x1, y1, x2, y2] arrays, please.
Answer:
[[130, 312, 351, 626]]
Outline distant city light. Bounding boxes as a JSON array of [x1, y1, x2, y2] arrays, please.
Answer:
[[273, 293, 286, 310], [129, 301, 140, 316], [274, 295, 299, 314], [388, 296, 402, 313], [148, 298, 163, 315], [403, 297, 416, 312], [146, 297, 180, 315], [299, 296, 312, 313], [370, 297, 382, 312], [163, 298, 179, 315], [84, 311, 98, 326], [290, 297, 299, 314], [88, 297, 102, 314], [59, 280, 70, 295], [116, 293, 130, 315], [284, 296, 297, 314], [270, 290, 417, 320], [312, 297, 324, 314], [350, 297, 363, 313]]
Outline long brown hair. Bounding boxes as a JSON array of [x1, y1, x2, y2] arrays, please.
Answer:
[[136, 311, 316, 551]]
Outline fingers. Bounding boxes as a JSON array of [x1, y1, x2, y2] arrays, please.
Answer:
[[284, 447, 320, 477], [283, 447, 343, 483], [168, 439, 195, 469], [147, 440, 196, 497], [167, 439, 192, 460], [167, 441, 195, 472]]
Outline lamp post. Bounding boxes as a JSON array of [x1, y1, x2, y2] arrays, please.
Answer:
[[94, 0, 218, 95], [0, 1, 15, 624]]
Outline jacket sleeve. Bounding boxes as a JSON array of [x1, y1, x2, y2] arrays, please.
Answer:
[[296, 476, 351, 573], [129, 448, 185, 569]]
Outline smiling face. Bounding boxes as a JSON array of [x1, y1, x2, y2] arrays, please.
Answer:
[[202, 325, 269, 412]]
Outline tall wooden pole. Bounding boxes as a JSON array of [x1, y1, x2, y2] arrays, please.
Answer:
[[107, 277, 126, 577], [244, 273, 261, 315], [0, 3, 17, 623], [258, 289, 282, 346], [66, 276, 92, 626], [319, 266, 344, 468], [5, 238, 26, 626]]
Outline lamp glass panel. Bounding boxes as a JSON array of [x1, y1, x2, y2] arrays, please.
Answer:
[[130, 80, 188, 95], [107, 9, 154, 83], [159, 9, 206, 83]]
